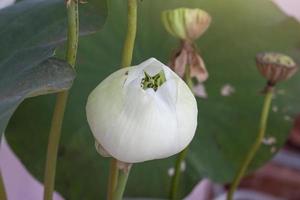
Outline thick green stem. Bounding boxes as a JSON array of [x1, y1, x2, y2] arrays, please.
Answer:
[[107, 159, 119, 200], [121, 0, 137, 68], [226, 88, 274, 200], [169, 148, 188, 200], [43, 1, 78, 200], [0, 172, 6, 200], [169, 66, 193, 200], [65, 1, 79, 67], [112, 167, 131, 200], [43, 92, 69, 200], [107, 0, 137, 199]]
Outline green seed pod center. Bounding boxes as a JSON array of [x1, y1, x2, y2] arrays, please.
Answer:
[[141, 70, 166, 91], [262, 53, 296, 68]]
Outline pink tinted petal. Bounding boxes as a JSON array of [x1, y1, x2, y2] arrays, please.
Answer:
[[0, 135, 64, 200], [0, 0, 15, 10], [189, 53, 209, 83], [273, 0, 300, 22], [184, 179, 214, 200], [173, 49, 188, 78]]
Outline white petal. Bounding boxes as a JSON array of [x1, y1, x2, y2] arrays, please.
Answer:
[[156, 78, 177, 112], [86, 67, 129, 148], [175, 78, 198, 150], [86, 58, 198, 163], [95, 141, 110, 157], [103, 82, 179, 162]]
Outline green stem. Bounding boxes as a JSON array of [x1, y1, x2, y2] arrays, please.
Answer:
[[43, 92, 69, 200], [226, 88, 274, 200], [107, 0, 137, 199], [0, 172, 6, 200], [107, 159, 119, 200], [169, 148, 188, 200], [112, 167, 131, 200], [121, 0, 137, 68], [169, 65, 193, 200], [184, 65, 193, 89], [65, 1, 79, 67], [43, 1, 79, 200]]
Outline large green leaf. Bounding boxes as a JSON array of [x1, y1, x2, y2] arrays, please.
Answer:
[[0, 0, 107, 135], [6, 0, 300, 199], [0, 58, 75, 135]]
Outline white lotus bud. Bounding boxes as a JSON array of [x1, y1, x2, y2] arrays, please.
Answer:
[[86, 58, 198, 163]]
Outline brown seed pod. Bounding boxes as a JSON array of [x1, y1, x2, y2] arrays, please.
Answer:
[[162, 8, 211, 42], [256, 52, 298, 85]]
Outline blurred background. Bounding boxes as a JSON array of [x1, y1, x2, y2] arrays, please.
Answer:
[[1, 0, 300, 199]]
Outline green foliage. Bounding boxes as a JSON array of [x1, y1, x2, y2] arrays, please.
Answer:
[[5, 0, 300, 199], [0, 57, 75, 135]]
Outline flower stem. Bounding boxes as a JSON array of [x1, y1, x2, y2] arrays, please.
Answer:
[[169, 66, 193, 200], [121, 0, 137, 68], [184, 66, 193, 89], [112, 167, 131, 200], [107, 159, 119, 200], [43, 92, 69, 200], [226, 88, 274, 200], [0, 172, 6, 200], [43, 1, 78, 200], [107, 0, 137, 199], [170, 148, 188, 200]]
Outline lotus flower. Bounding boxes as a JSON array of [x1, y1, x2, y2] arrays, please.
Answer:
[[86, 58, 198, 163]]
